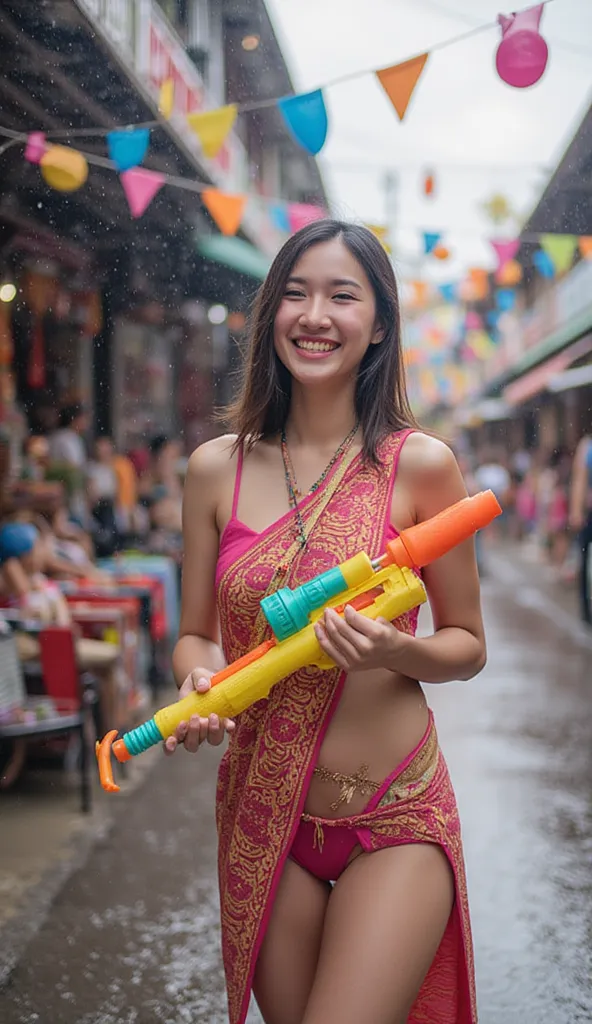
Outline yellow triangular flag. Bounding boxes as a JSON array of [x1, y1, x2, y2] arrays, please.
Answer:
[[187, 104, 238, 159], [376, 54, 428, 121], [159, 79, 174, 119], [365, 223, 392, 254], [202, 188, 246, 236]]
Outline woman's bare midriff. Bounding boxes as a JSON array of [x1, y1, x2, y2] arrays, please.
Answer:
[[303, 669, 429, 820]]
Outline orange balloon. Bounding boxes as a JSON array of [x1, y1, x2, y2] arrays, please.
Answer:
[[432, 245, 450, 261], [496, 258, 522, 285]]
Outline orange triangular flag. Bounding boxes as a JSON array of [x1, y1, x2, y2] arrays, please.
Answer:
[[376, 53, 428, 121], [578, 236, 592, 260], [202, 188, 246, 236]]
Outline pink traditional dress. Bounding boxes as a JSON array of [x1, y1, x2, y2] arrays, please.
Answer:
[[215, 429, 477, 1024]]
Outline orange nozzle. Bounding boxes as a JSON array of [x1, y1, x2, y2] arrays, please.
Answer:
[[383, 490, 502, 569], [95, 730, 122, 793]]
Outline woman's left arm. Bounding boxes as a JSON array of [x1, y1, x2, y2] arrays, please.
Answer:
[[385, 435, 486, 683], [316, 436, 487, 683]]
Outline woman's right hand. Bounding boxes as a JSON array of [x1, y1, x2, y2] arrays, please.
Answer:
[[163, 668, 235, 756]]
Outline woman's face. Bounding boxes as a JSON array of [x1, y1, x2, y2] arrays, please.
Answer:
[[273, 238, 382, 388]]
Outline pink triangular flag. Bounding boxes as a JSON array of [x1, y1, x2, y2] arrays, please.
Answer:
[[490, 238, 519, 270], [120, 167, 165, 218]]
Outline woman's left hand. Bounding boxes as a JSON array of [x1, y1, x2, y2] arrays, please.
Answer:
[[314, 605, 407, 672]]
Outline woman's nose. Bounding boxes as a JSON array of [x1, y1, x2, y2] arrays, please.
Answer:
[[299, 299, 331, 328]]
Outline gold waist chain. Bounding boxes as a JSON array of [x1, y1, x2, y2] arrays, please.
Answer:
[[312, 763, 381, 812]]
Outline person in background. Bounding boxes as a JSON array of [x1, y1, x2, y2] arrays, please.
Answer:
[[47, 403, 90, 526], [87, 436, 125, 558], [140, 435, 184, 558], [0, 522, 124, 731], [20, 435, 50, 482], [48, 403, 89, 469], [569, 434, 592, 625]]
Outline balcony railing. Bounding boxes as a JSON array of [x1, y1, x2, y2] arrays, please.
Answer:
[[74, 0, 283, 254]]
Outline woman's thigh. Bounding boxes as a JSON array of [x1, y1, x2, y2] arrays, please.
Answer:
[[302, 842, 455, 1024], [253, 857, 331, 1024]]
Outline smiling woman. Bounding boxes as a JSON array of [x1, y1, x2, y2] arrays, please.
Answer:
[[168, 219, 485, 1024]]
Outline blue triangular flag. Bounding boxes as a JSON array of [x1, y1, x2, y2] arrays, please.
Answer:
[[496, 288, 516, 312], [270, 203, 290, 233], [533, 249, 555, 279], [438, 283, 456, 303], [423, 232, 441, 255], [107, 128, 150, 172], [277, 89, 328, 156]]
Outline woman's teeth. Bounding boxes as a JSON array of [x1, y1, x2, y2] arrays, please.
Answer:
[[294, 340, 338, 352]]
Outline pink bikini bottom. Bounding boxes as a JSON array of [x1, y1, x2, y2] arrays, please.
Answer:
[[289, 714, 432, 883]]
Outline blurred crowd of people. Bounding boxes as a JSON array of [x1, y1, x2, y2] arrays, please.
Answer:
[[9, 401, 186, 566], [460, 437, 592, 625], [0, 400, 187, 781]]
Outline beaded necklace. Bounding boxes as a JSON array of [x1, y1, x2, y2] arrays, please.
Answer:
[[280, 422, 359, 550]]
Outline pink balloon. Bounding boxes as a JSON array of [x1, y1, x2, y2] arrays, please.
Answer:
[[495, 5, 549, 89]]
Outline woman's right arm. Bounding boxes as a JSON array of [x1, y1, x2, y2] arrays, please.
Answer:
[[167, 438, 235, 755]]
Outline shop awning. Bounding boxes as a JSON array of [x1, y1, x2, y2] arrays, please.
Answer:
[[505, 301, 592, 382], [196, 235, 271, 281], [548, 363, 592, 392], [503, 331, 592, 406]]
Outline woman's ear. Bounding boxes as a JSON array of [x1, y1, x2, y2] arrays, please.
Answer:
[[371, 322, 385, 345]]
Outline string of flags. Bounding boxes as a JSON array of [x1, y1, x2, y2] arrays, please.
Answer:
[[2, 1, 558, 237]]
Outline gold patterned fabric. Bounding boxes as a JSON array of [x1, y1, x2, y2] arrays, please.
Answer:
[[215, 431, 476, 1024]]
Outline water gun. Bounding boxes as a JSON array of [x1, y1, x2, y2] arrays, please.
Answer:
[[96, 490, 501, 792]]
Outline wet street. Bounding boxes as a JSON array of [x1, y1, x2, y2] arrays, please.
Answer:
[[1, 553, 591, 1024]]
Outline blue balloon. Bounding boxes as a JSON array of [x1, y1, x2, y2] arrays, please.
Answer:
[[277, 89, 328, 155], [533, 249, 555, 279], [107, 128, 150, 172]]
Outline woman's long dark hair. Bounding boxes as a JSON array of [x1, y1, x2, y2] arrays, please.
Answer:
[[224, 219, 419, 463]]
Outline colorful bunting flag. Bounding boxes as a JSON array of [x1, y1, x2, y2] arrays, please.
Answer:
[[496, 258, 522, 286], [270, 203, 291, 234], [24, 132, 46, 164], [496, 288, 516, 312], [465, 311, 483, 331], [533, 249, 554, 278], [365, 224, 392, 253], [202, 188, 247, 236], [188, 104, 238, 159], [159, 79, 175, 119], [277, 89, 328, 156], [438, 283, 457, 304], [423, 232, 441, 255], [375, 53, 429, 121], [107, 128, 150, 172], [288, 202, 326, 234], [465, 268, 489, 301], [540, 234, 578, 275], [120, 167, 165, 218], [579, 237, 592, 260], [490, 238, 519, 270]]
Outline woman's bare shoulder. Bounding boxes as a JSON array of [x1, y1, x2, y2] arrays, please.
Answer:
[[186, 433, 239, 484], [398, 431, 458, 483]]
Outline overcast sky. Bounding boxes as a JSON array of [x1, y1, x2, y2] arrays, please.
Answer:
[[266, 0, 592, 283]]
